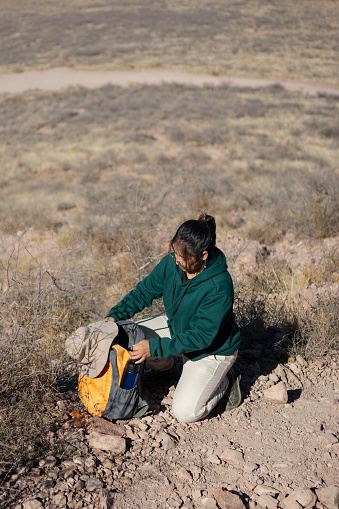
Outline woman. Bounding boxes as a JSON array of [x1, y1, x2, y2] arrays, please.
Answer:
[[105, 213, 241, 423]]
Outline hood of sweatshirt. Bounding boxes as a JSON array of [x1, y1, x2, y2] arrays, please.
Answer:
[[173, 247, 228, 286], [165, 247, 229, 318]]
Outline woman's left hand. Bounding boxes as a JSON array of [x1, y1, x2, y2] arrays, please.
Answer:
[[130, 340, 150, 364]]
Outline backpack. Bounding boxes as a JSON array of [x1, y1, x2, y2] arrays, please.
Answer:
[[78, 321, 149, 420]]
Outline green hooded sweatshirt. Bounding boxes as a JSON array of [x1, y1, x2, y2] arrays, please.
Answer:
[[105, 248, 241, 361]]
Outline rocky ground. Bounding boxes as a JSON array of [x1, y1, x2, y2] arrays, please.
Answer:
[[1, 340, 338, 509]]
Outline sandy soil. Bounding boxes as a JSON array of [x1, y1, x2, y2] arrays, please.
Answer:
[[0, 68, 339, 96]]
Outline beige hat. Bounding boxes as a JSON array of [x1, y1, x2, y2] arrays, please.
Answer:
[[65, 320, 119, 378]]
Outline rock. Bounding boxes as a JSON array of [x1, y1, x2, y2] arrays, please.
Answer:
[[263, 381, 288, 404], [87, 432, 126, 454], [161, 432, 177, 451], [63, 417, 85, 430], [39, 479, 55, 490], [318, 432, 338, 445], [200, 497, 218, 508], [22, 500, 44, 509], [38, 455, 57, 468], [85, 457, 96, 468], [243, 462, 259, 473], [100, 457, 114, 469], [219, 448, 244, 468], [289, 362, 301, 374], [305, 424, 321, 433], [178, 467, 192, 481], [167, 492, 182, 507], [89, 416, 126, 436], [206, 454, 221, 464], [281, 496, 302, 509], [53, 493, 67, 507], [73, 455, 85, 467], [296, 355, 308, 367], [254, 485, 280, 497], [191, 465, 202, 480], [213, 489, 246, 509], [60, 467, 77, 479], [192, 490, 202, 500], [291, 488, 317, 507], [98, 488, 114, 508], [256, 493, 279, 508], [272, 461, 294, 469], [65, 437, 88, 453], [135, 421, 149, 431], [138, 430, 150, 440], [316, 485, 339, 509], [86, 478, 104, 492]]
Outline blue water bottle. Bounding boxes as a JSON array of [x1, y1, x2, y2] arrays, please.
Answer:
[[120, 359, 141, 389]]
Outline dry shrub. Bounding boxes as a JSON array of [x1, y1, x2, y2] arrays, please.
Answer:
[[0, 236, 90, 473], [300, 247, 339, 285], [234, 257, 339, 360], [0, 224, 166, 474], [290, 294, 339, 358]]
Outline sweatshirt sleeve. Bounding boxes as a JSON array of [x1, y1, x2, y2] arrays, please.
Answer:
[[105, 256, 168, 321], [148, 289, 233, 359]]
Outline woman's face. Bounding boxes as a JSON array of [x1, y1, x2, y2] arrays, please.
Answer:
[[172, 243, 208, 274], [172, 243, 190, 271]]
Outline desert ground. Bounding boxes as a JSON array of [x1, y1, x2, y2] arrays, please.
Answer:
[[0, 1, 338, 508]]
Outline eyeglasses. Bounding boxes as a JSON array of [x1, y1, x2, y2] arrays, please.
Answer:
[[170, 250, 187, 269], [170, 250, 186, 262]]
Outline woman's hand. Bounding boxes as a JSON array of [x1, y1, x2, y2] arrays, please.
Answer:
[[130, 340, 150, 364], [105, 317, 115, 322]]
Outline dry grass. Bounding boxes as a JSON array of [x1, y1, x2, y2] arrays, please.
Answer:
[[233, 254, 339, 362], [0, 83, 338, 245], [0, 226, 166, 475], [0, 0, 338, 84]]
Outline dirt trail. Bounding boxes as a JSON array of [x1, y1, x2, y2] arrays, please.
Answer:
[[0, 67, 339, 95]]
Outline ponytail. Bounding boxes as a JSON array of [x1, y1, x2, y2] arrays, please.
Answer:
[[170, 212, 217, 270], [197, 212, 216, 237]]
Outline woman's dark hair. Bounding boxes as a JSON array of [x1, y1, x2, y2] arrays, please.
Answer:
[[170, 212, 216, 273]]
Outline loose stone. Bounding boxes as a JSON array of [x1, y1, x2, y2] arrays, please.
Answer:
[[86, 478, 104, 492], [206, 454, 220, 464], [281, 496, 302, 509], [256, 493, 279, 508], [177, 467, 192, 481], [213, 489, 246, 509], [73, 456, 85, 467], [219, 448, 245, 468], [200, 497, 218, 508], [87, 432, 126, 454], [89, 416, 126, 436], [39, 456, 57, 468], [53, 493, 67, 506], [263, 382, 288, 404], [316, 485, 339, 509], [254, 485, 280, 497], [244, 462, 259, 473], [22, 500, 44, 509]]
